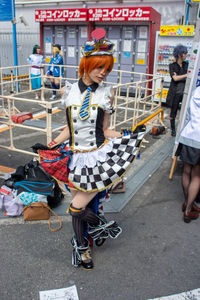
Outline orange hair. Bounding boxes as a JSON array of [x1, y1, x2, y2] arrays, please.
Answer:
[[79, 55, 114, 78]]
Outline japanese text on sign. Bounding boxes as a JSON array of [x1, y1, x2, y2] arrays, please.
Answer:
[[88, 7, 151, 21], [160, 25, 194, 36], [35, 9, 87, 22]]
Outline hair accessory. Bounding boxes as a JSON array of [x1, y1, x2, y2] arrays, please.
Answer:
[[82, 28, 114, 57]]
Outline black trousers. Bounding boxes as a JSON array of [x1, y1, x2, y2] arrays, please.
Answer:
[[170, 94, 183, 119]]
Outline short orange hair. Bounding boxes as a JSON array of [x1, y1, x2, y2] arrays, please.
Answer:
[[79, 55, 114, 78]]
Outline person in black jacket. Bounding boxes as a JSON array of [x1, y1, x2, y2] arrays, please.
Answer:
[[166, 44, 188, 136]]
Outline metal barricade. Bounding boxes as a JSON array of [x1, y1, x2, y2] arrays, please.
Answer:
[[0, 64, 164, 156]]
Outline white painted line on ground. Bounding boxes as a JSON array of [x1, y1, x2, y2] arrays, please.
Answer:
[[39, 285, 79, 300], [33, 110, 46, 118], [33, 106, 59, 118], [0, 124, 8, 130], [0, 215, 71, 225], [147, 288, 200, 300]]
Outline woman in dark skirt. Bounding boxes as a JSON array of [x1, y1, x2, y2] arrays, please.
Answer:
[[178, 86, 200, 223]]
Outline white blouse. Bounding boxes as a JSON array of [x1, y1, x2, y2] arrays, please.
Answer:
[[27, 54, 43, 75], [179, 86, 200, 149], [62, 82, 113, 151]]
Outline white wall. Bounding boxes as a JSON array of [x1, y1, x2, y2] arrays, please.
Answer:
[[0, 7, 39, 32], [0, 2, 186, 33]]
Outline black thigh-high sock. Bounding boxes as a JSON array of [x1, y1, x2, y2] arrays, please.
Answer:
[[69, 204, 100, 246], [71, 217, 85, 246]]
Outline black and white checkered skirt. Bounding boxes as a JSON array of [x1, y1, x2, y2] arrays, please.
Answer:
[[68, 131, 145, 192]]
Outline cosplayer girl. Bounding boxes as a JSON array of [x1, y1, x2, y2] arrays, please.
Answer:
[[47, 44, 64, 100], [41, 29, 145, 270], [178, 86, 200, 223], [27, 45, 44, 100]]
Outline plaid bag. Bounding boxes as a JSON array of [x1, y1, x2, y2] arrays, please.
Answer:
[[39, 143, 72, 183]]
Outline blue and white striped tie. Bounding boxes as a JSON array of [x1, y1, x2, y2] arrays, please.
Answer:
[[79, 87, 92, 121]]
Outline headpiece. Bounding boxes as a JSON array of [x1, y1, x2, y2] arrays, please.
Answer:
[[82, 28, 114, 57]]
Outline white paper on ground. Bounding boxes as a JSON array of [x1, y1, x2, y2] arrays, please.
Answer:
[[147, 288, 200, 300], [39, 285, 79, 300]]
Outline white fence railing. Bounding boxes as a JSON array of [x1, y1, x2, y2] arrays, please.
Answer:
[[0, 64, 164, 156]]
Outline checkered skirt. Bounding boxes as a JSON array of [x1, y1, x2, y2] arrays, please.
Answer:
[[68, 130, 145, 192]]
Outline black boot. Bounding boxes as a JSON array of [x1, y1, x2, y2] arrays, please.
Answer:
[[170, 119, 176, 137], [71, 236, 93, 270]]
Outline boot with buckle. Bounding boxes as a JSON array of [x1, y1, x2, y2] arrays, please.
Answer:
[[71, 236, 93, 270]]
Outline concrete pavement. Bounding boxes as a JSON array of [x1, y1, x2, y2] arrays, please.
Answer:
[[0, 141, 200, 299]]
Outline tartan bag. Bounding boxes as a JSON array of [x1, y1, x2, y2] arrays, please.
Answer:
[[38, 143, 72, 183]]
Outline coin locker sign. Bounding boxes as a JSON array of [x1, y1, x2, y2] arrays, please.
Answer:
[[88, 7, 151, 21], [35, 9, 87, 22], [0, 0, 13, 22]]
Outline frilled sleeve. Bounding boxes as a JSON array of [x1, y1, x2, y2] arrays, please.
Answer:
[[61, 81, 72, 107], [103, 86, 114, 113]]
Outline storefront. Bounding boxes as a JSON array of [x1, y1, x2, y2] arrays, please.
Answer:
[[35, 6, 161, 82]]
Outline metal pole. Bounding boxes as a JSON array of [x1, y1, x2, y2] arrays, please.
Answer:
[[185, 0, 191, 25], [12, 0, 19, 92]]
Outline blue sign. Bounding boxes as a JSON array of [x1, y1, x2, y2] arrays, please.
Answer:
[[0, 0, 13, 22]]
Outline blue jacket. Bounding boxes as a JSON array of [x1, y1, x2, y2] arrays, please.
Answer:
[[47, 53, 64, 77]]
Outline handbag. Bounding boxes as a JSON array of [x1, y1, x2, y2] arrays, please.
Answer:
[[0, 194, 24, 216], [23, 202, 62, 232]]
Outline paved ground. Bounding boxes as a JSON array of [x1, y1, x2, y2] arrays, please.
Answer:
[[0, 144, 200, 300], [1, 102, 200, 300]]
